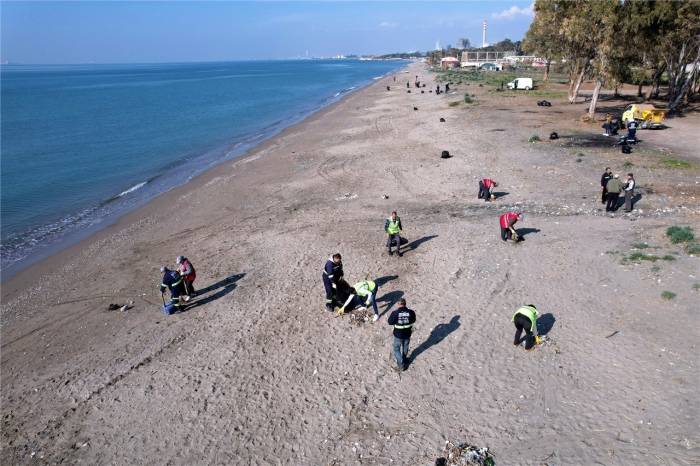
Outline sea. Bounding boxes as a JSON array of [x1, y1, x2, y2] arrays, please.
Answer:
[[0, 59, 406, 280]]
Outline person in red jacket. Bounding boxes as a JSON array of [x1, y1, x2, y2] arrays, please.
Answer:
[[478, 178, 498, 201], [176, 255, 196, 299], [500, 211, 523, 242]]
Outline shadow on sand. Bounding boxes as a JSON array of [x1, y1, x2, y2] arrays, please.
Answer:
[[181, 273, 246, 312], [408, 315, 461, 367]]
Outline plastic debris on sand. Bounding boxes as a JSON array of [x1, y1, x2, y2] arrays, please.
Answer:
[[436, 440, 495, 466]]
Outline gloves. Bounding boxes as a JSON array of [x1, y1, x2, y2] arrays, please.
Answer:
[[337, 307, 345, 316]]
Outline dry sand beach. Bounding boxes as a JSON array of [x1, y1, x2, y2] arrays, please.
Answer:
[[2, 61, 699, 465]]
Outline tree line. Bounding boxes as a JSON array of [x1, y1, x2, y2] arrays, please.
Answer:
[[522, 0, 700, 116]]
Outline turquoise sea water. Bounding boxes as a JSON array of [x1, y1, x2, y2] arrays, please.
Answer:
[[0, 59, 405, 278]]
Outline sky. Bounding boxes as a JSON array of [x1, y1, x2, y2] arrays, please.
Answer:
[[1, 1, 535, 64]]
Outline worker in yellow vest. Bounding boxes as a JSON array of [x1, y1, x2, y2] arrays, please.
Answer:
[[512, 304, 539, 350], [385, 211, 403, 256], [338, 279, 380, 322]]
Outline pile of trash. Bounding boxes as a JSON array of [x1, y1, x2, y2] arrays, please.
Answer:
[[348, 308, 374, 326], [435, 440, 495, 466]]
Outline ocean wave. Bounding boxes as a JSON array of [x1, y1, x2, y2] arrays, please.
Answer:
[[117, 181, 148, 197]]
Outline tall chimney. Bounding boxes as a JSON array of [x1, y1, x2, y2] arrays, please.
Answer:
[[482, 20, 487, 48]]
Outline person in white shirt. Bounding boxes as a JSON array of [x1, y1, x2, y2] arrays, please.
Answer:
[[624, 173, 636, 212]]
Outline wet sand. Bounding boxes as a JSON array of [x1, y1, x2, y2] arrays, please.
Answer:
[[2, 62, 699, 465]]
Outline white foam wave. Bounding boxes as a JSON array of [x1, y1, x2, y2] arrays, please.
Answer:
[[117, 181, 147, 197]]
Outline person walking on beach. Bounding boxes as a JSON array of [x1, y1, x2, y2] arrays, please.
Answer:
[[385, 211, 403, 256], [160, 266, 186, 313], [600, 167, 613, 204], [388, 298, 416, 371], [513, 304, 539, 350], [322, 254, 344, 312], [500, 211, 523, 242], [478, 178, 498, 201], [605, 174, 623, 212], [176, 255, 196, 300], [623, 173, 635, 212]]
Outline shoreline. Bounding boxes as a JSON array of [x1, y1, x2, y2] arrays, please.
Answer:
[[0, 62, 407, 290]]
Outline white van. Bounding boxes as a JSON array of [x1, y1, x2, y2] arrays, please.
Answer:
[[507, 78, 533, 90]]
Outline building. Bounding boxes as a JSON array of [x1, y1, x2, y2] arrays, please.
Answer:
[[440, 57, 460, 70]]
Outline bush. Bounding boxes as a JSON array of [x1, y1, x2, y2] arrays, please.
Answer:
[[662, 255, 676, 261], [666, 226, 695, 244], [528, 134, 541, 143], [464, 94, 473, 104], [661, 291, 676, 300], [623, 161, 634, 168], [448, 101, 461, 107], [626, 252, 659, 262], [631, 242, 650, 249], [685, 242, 700, 255]]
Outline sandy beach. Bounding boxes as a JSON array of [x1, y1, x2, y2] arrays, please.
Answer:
[[2, 61, 699, 465]]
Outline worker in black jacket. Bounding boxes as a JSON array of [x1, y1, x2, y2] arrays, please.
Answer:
[[322, 253, 343, 312], [387, 298, 416, 371], [160, 266, 186, 313], [600, 167, 612, 204]]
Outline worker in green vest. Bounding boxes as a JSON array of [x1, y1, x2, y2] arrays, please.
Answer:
[[512, 304, 539, 350], [385, 211, 403, 256], [338, 279, 380, 322]]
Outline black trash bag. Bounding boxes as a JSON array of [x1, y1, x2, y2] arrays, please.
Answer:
[[407, 90, 411, 93], [549, 131, 559, 140], [386, 86, 390, 91], [439, 118, 446, 122], [621, 144, 631, 154], [413, 107, 418, 111], [441, 150, 451, 159]]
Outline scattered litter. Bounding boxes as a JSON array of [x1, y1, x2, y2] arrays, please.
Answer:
[[440, 118, 446, 122], [382, 194, 389, 199], [441, 150, 452, 159], [336, 193, 358, 201], [437, 440, 495, 465], [407, 90, 411, 93], [107, 300, 134, 312], [413, 106, 418, 111], [606, 330, 620, 338], [349, 308, 374, 326], [537, 100, 552, 107], [549, 131, 559, 140]]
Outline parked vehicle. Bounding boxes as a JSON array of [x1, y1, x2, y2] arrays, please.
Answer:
[[621, 104, 667, 129], [507, 77, 533, 90]]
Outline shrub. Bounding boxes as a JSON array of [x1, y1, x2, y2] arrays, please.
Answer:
[[528, 134, 541, 143], [666, 226, 694, 244], [661, 158, 691, 169], [661, 291, 676, 300], [626, 252, 659, 262], [662, 255, 676, 261], [631, 242, 650, 249], [685, 242, 700, 255], [448, 101, 461, 107], [463, 94, 473, 104], [693, 283, 700, 291], [623, 161, 634, 168]]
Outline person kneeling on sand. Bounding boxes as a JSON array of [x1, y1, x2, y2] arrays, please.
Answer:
[[176, 255, 196, 300], [337, 279, 380, 322], [478, 178, 498, 201], [388, 298, 416, 371], [513, 304, 539, 350], [385, 211, 403, 256], [160, 266, 187, 313], [499, 211, 523, 242]]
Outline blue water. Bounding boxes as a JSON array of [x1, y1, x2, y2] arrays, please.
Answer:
[[1, 60, 405, 278]]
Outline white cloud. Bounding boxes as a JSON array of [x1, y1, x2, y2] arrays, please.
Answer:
[[491, 3, 534, 20], [378, 21, 399, 28]]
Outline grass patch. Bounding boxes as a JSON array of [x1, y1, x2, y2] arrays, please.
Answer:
[[661, 254, 676, 261], [661, 291, 676, 300], [661, 158, 692, 169], [463, 93, 474, 104], [651, 265, 661, 273], [623, 161, 634, 168], [448, 101, 461, 107], [494, 89, 567, 99], [631, 242, 650, 249], [666, 226, 695, 244], [528, 134, 541, 143], [693, 283, 700, 291], [685, 242, 700, 255], [626, 252, 661, 262]]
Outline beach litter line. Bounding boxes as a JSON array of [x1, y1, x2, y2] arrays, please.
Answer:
[[348, 308, 375, 326], [436, 440, 495, 465]]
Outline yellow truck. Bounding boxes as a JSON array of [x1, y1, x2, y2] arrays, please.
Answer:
[[621, 104, 667, 129]]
